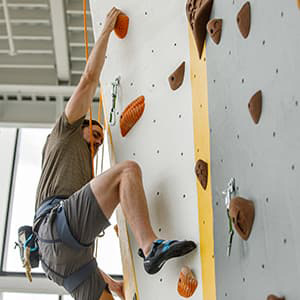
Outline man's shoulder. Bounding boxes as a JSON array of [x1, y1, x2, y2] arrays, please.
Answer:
[[49, 112, 85, 141]]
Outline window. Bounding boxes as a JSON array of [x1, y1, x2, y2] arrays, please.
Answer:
[[4, 128, 51, 272]]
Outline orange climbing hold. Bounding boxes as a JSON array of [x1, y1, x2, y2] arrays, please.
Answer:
[[114, 13, 129, 39], [177, 266, 198, 298], [120, 96, 145, 137]]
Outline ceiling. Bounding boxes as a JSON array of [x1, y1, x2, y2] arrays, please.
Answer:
[[0, 0, 103, 125], [0, 0, 94, 86]]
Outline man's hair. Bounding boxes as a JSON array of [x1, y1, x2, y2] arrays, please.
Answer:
[[81, 119, 103, 130]]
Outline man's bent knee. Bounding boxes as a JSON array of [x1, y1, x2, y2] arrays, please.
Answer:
[[121, 160, 142, 176]]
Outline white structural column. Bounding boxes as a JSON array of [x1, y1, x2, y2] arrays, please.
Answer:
[[2, 0, 15, 56], [49, 0, 70, 82]]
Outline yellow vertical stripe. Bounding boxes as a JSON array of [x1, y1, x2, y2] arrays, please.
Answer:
[[188, 29, 216, 300], [102, 90, 139, 300]]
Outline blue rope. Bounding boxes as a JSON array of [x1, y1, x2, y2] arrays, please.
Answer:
[[23, 234, 38, 252]]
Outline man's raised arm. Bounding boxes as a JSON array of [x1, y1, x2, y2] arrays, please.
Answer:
[[65, 7, 121, 124]]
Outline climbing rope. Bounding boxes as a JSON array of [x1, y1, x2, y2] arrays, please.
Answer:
[[83, 0, 95, 177], [83, 1, 112, 256]]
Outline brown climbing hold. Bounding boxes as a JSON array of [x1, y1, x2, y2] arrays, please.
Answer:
[[267, 295, 285, 300], [298, 0, 300, 9], [248, 90, 262, 124], [229, 197, 255, 241], [195, 159, 208, 190], [186, 0, 214, 59], [114, 224, 119, 237], [207, 19, 222, 45], [114, 13, 129, 39], [120, 96, 145, 137], [237, 2, 251, 39], [168, 62, 185, 91], [177, 266, 198, 298]]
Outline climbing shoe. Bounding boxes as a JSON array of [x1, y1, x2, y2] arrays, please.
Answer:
[[138, 239, 197, 275]]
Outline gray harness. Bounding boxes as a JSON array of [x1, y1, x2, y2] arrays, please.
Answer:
[[34, 196, 97, 293]]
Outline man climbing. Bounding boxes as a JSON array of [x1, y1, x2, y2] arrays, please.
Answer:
[[34, 7, 196, 300]]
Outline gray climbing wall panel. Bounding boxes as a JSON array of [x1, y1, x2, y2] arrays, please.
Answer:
[[206, 0, 300, 299]]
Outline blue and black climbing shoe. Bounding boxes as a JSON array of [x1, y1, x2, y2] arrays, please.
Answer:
[[138, 239, 197, 275]]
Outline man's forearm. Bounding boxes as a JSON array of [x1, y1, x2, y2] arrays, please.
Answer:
[[65, 29, 111, 124], [84, 29, 111, 82], [65, 8, 120, 124]]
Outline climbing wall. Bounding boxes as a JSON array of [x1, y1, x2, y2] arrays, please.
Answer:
[[91, 0, 300, 299], [206, 1, 300, 300], [89, 0, 203, 299]]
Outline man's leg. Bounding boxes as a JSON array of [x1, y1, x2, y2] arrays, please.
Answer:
[[90, 160, 157, 256]]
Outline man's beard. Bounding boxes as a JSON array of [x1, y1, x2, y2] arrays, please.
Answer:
[[87, 142, 99, 153]]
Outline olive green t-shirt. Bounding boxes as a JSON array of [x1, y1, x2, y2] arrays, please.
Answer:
[[35, 112, 93, 210]]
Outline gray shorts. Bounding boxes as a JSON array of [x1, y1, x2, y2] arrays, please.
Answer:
[[37, 183, 111, 300]]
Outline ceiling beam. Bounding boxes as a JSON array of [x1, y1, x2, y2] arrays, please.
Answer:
[[48, 0, 70, 82], [2, 0, 15, 56]]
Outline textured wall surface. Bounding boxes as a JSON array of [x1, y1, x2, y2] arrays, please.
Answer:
[[206, 1, 300, 299], [90, 1, 203, 299]]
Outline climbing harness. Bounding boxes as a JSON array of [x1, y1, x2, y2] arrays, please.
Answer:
[[15, 225, 39, 282], [16, 195, 97, 293], [223, 177, 236, 256], [109, 76, 121, 126]]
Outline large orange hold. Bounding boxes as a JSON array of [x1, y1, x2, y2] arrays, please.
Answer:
[[114, 14, 129, 39], [177, 266, 198, 298], [120, 96, 145, 137]]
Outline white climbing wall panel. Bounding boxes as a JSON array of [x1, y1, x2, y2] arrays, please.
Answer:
[[90, 1, 202, 299]]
